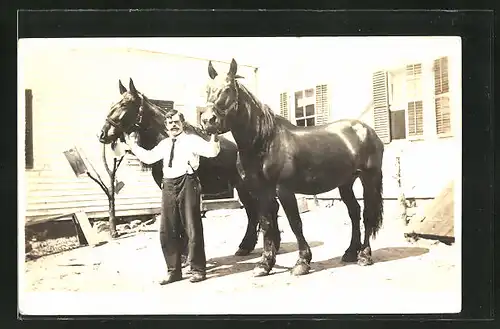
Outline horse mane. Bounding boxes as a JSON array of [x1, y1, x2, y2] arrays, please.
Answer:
[[235, 81, 277, 151]]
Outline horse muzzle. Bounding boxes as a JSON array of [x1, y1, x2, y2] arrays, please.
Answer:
[[98, 127, 118, 144]]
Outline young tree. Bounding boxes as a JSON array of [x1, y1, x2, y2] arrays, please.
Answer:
[[85, 144, 125, 238]]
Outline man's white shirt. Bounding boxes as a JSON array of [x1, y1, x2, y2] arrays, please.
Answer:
[[130, 132, 221, 179]]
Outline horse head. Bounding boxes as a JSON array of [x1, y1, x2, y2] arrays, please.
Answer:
[[98, 78, 144, 144], [200, 58, 244, 134]]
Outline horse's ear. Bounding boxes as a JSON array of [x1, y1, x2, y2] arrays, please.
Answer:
[[119, 80, 127, 94], [208, 61, 218, 79], [129, 78, 138, 96], [229, 58, 238, 77]]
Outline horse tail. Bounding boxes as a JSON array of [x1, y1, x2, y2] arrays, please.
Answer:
[[370, 169, 384, 238], [363, 127, 384, 238]]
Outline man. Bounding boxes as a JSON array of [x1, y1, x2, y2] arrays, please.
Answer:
[[124, 109, 220, 284]]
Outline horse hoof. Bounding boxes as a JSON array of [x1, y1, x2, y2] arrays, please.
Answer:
[[357, 257, 374, 266], [235, 248, 252, 256], [357, 247, 373, 266], [341, 252, 358, 263], [252, 266, 271, 277], [291, 263, 310, 276]]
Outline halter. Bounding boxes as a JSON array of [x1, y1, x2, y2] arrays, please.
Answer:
[[105, 93, 146, 132], [206, 80, 239, 118]]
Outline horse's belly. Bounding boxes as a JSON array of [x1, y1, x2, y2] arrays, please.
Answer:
[[279, 167, 355, 195]]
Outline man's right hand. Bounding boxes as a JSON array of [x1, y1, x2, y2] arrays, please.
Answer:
[[123, 132, 138, 146]]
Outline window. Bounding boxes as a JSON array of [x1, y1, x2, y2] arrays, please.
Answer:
[[280, 85, 329, 125], [434, 57, 451, 135], [25, 89, 33, 169], [372, 57, 452, 144], [294, 88, 316, 127]]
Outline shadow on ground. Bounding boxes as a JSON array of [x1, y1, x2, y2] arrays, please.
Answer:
[[205, 242, 429, 279], [205, 241, 323, 278], [309, 246, 430, 273]]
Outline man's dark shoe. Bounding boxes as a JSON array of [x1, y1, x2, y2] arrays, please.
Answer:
[[189, 272, 206, 283], [159, 272, 182, 285]]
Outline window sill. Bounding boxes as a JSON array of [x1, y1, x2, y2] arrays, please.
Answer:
[[407, 136, 425, 142], [437, 133, 454, 139]]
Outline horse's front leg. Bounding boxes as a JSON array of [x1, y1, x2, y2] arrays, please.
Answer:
[[277, 186, 312, 275], [252, 188, 280, 277], [234, 186, 259, 256]]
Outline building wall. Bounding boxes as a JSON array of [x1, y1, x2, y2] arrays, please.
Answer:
[[19, 46, 258, 171], [19, 44, 257, 224], [263, 42, 461, 199]]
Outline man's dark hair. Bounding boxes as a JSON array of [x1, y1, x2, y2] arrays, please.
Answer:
[[165, 109, 186, 123]]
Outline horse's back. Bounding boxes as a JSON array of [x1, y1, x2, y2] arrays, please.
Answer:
[[276, 117, 383, 172], [282, 118, 380, 146]]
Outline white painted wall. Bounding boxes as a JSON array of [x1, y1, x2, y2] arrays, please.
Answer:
[[18, 43, 257, 172]]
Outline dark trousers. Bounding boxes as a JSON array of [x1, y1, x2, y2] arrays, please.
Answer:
[[160, 173, 206, 275]]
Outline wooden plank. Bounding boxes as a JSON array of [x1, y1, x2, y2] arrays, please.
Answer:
[[26, 207, 162, 226], [72, 212, 105, 247]]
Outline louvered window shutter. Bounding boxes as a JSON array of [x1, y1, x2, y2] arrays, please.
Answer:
[[279, 92, 289, 120], [406, 64, 424, 137], [434, 56, 451, 135], [315, 84, 329, 125], [372, 71, 391, 143], [407, 100, 424, 136]]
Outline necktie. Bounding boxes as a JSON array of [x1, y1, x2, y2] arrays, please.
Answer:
[[168, 138, 176, 168]]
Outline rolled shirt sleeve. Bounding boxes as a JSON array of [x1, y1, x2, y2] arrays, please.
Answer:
[[190, 135, 221, 158], [130, 139, 168, 164]]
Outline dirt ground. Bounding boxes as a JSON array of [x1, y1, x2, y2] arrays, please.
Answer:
[[20, 203, 461, 315]]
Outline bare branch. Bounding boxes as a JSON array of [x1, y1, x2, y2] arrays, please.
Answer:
[[116, 155, 125, 169], [87, 171, 110, 198]]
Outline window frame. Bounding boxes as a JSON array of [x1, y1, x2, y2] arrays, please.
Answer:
[[386, 64, 425, 141], [294, 87, 317, 127]]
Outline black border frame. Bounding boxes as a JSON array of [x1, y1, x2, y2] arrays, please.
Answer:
[[7, 8, 495, 327]]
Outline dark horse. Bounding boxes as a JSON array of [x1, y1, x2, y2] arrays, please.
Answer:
[[200, 59, 385, 277], [98, 78, 283, 256]]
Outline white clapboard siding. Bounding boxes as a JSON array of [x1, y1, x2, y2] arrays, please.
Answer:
[[24, 168, 161, 225]]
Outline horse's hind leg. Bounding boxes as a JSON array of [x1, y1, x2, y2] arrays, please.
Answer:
[[277, 186, 312, 276], [358, 168, 384, 266], [234, 186, 259, 256], [339, 180, 363, 263]]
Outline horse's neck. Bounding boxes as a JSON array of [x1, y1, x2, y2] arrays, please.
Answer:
[[229, 86, 276, 154], [146, 103, 167, 131], [138, 104, 168, 150], [137, 126, 164, 150]]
